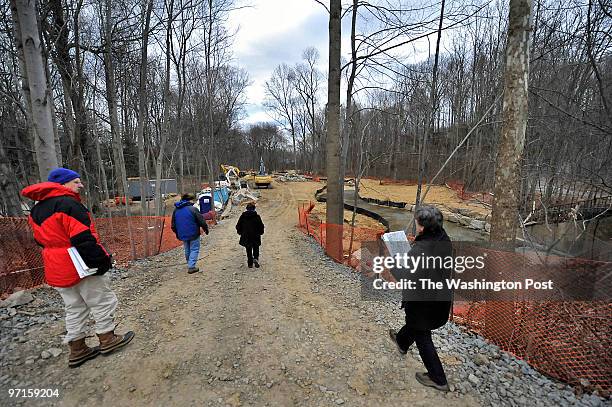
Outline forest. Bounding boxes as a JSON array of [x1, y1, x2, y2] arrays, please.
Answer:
[[1, 0, 610, 223]]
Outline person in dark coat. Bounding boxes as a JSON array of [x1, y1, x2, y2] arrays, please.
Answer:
[[171, 193, 209, 273], [21, 168, 134, 368], [236, 203, 264, 268], [388, 205, 452, 392]]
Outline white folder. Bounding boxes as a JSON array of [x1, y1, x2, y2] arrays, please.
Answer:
[[68, 247, 98, 278]]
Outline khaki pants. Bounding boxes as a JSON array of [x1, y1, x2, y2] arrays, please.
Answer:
[[55, 274, 118, 343]]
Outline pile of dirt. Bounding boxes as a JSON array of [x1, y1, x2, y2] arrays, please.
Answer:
[[309, 203, 386, 232], [358, 179, 491, 218]]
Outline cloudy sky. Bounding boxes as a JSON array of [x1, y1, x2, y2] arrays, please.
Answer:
[[227, 0, 352, 127]]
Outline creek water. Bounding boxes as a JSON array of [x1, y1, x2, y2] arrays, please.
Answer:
[[341, 190, 611, 259], [343, 191, 487, 241]]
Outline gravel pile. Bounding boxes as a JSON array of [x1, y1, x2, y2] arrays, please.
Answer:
[[297, 236, 609, 407]]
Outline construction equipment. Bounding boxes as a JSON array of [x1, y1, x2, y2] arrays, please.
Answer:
[[252, 157, 272, 188], [221, 161, 272, 189], [220, 164, 242, 189]]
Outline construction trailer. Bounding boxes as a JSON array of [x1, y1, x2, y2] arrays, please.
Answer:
[[127, 178, 177, 200]]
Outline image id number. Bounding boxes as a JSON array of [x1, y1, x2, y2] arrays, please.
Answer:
[[8, 388, 60, 398]]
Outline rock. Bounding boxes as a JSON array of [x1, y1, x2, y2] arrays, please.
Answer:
[[473, 353, 489, 366], [348, 376, 369, 396], [40, 351, 51, 360], [335, 399, 345, 405], [226, 392, 241, 407], [469, 220, 486, 230], [468, 374, 480, 386], [48, 348, 62, 358], [1, 291, 34, 308]]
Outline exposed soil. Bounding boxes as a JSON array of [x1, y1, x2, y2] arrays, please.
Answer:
[[358, 179, 491, 218]]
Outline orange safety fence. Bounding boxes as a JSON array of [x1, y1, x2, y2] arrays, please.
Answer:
[[297, 201, 385, 263], [0, 216, 216, 296], [447, 180, 494, 204], [296, 203, 612, 394]]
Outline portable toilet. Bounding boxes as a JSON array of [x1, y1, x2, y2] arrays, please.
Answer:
[[198, 193, 213, 214]]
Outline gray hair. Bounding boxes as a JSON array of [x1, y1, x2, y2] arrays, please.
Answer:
[[414, 205, 443, 231]]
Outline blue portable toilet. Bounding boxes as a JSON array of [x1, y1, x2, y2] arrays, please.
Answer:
[[198, 193, 213, 214]]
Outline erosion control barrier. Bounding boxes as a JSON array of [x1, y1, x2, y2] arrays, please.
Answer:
[[360, 196, 407, 208], [446, 180, 494, 205], [296, 203, 611, 395], [0, 215, 216, 296]]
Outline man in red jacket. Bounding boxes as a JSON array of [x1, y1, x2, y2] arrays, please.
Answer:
[[21, 168, 134, 368]]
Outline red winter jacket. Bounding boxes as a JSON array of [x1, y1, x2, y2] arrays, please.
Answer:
[[21, 182, 112, 288]]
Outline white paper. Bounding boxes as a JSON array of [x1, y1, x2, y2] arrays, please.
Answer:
[[381, 231, 411, 257], [68, 247, 98, 278]]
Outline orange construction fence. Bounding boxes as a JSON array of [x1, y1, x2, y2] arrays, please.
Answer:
[[446, 180, 494, 204], [0, 215, 216, 296], [297, 202, 611, 394]]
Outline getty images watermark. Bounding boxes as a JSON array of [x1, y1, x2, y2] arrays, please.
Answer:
[[357, 241, 610, 302], [371, 252, 553, 292]]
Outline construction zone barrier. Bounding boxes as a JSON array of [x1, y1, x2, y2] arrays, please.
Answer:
[[296, 203, 612, 395], [297, 201, 385, 263], [447, 180, 493, 205], [360, 196, 407, 208], [0, 216, 215, 296]]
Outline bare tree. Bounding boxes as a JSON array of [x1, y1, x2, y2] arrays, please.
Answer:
[[154, 0, 175, 216], [414, 0, 446, 223], [265, 63, 298, 169], [490, 0, 533, 243], [325, 0, 343, 260], [295, 47, 323, 172], [136, 0, 154, 217], [10, 0, 58, 179]]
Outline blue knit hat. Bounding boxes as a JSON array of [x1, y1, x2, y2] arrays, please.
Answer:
[[48, 168, 81, 185]]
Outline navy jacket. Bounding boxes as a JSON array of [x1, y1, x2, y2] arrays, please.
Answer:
[[171, 200, 209, 241]]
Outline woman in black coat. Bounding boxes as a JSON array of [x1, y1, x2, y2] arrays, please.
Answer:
[[389, 205, 452, 392], [236, 203, 265, 268]]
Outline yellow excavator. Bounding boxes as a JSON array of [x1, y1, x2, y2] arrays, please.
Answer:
[[221, 161, 272, 189]]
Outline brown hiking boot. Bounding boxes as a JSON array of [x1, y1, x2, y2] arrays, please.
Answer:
[[68, 337, 100, 368], [97, 330, 135, 356], [187, 267, 199, 274]]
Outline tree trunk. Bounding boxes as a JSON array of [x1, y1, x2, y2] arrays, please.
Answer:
[[155, 0, 174, 217], [490, 0, 532, 244], [102, 0, 135, 257], [136, 0, 153, 217], [10, 0, 58, 180], [486, 0, 532, 352], [0, 126, 23, 216], [414, 0, 445, 220], [342, 0, 357, 186], [325, 0, 343, 261]]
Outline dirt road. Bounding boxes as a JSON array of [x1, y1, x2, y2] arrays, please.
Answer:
[[2, 182, 478, 406]]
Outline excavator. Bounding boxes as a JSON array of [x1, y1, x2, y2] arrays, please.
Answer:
[[220, 164, 242, 189], [221, 161, 272, 189]]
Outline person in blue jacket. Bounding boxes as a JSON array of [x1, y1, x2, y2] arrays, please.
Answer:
[[171, 193, 209, 273]]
